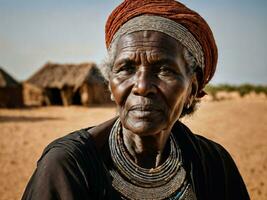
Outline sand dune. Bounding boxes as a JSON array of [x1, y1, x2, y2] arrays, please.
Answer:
[[0, 99, 266, 200]]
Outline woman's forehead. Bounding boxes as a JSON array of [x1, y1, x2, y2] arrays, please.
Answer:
[[116, 31, 183, 57], [116, 30, 183, 54]]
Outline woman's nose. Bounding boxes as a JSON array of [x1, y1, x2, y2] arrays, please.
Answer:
[[132, 70, 157, 96]]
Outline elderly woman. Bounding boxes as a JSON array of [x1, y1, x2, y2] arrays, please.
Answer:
[[22, 0, 249, 200]]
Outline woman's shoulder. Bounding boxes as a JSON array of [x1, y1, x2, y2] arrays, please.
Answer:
[[34, 128, 103, 188], [38, 128, 96, 164], [194, 134, 231, 159], [22, 119, 117, 200], [38, 117, 118, 165], [174, 121, 240, 178], [175, 121, 232, 161], [176, 122, 250, 199]]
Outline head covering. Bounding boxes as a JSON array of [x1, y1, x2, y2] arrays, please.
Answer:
[[110, 15, 205, 73], [105, 0, 218, 97]]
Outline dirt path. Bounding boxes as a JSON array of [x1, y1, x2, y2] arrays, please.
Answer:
[[0, 99, 266, 200]]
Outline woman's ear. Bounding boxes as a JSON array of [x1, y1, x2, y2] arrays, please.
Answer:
[[187, 74, 199, 106]]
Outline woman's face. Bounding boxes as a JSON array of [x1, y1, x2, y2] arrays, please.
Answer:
[[109, 31, 196, 136]]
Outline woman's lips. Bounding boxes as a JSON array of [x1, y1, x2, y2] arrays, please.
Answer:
[[128, 104, 163, 118]]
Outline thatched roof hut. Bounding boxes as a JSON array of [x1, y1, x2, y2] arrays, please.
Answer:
[[27, 62, 111, 106], [0, 67, 19, 88], [0, 67, 23, 107], [22, 82, 44, 107]]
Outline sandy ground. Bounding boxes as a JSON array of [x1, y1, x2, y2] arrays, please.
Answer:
[[0, 99, 266, 200]]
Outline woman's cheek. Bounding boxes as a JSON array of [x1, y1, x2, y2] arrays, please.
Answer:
[[110, 76, 134, 106]]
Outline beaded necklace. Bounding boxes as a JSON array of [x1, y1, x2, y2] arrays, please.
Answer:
[[109, 119, 197, 200]]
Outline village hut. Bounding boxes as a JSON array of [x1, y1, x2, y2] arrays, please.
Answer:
[[22, 82, 44, 106], [27, 62, 111, 106], [0, 67, 23, 107]]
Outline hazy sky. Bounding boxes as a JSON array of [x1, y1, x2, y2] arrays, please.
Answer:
[[1, 0, 266, 84]]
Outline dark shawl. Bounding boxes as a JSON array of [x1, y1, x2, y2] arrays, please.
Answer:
[[22, 119, 250, 200]]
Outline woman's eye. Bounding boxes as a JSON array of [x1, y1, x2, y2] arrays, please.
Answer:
[[159, 65, 177, 76], [116, 64, 136, 74]]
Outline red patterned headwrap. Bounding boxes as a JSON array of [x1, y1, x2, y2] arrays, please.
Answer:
[[105, 0, 218, 97]]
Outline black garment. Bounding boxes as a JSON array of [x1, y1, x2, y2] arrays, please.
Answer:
[[22, 120, 250, 200]]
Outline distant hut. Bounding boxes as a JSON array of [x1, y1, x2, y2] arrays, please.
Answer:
[[27, 62, 111, 106], [22, 82, 44, 107], [0, 67, 23, 107]]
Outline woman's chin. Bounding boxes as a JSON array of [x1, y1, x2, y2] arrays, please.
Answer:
[[123, 118, 166, 136]]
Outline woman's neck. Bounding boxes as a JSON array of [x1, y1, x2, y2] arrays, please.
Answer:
[[122, 128, 171, 168]]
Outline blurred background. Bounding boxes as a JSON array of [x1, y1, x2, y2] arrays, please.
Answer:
[[0, 1, 266, 200]]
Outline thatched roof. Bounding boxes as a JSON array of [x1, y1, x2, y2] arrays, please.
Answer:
[[0, 67, 19, 87], [27, 62, 104, 90]]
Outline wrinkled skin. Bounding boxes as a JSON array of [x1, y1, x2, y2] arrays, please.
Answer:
[[109, 30, 198, 167]]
